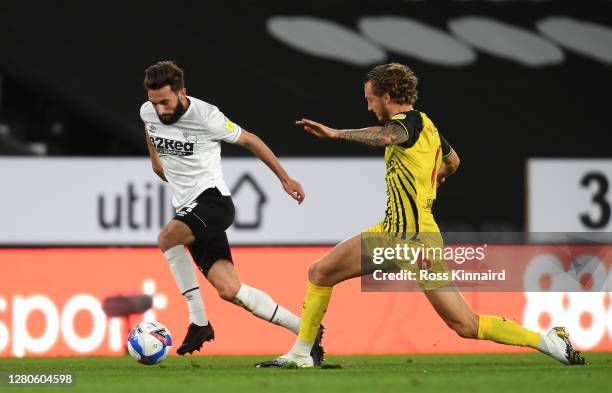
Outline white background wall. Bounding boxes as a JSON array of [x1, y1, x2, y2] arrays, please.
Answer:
[[0, 158, 386, 245]]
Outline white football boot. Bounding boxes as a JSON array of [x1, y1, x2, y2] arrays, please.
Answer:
[[255, 326, 325, 368], [541, 327, 586, 365], [255, 352, 314, 368]]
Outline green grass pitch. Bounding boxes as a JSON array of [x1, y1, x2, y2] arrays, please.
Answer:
[[1, 353, 610, 393]]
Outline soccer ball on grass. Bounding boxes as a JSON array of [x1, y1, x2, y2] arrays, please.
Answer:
[[127, 321, 172, 365]]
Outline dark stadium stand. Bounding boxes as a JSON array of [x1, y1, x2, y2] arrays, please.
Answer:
[[0, 0, 611, 230]]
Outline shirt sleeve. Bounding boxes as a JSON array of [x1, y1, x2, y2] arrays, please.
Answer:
[[385, 110, 423, 148], [440, 133, 453, 158], [204, 106, 242, 143], [140, 102, 153, 125]]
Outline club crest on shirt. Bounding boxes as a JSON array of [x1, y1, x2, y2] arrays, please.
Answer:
[[147, 124, 157, 133], [183, 132, 198, 143]]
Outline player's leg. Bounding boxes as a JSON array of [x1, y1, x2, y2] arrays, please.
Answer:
[[257, 233, 363, 368], [424, 286, 585, 365], [158, 219, 195, 252], [295, 233, 363, 347], [165, 190, 234, 355], [190, 230, 324, 364], [158, 218, 214, 355], [206, 258, 301, 334], [157, 219, 209, 328]]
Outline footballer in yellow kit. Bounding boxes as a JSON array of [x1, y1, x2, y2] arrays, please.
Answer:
[[363, 109, 452, 291], [373, 110, 449, 234], [256, 63, 585, 368]]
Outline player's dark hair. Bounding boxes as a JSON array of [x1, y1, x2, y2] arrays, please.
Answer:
[[365, 63, 418, 105], [144, 61, 184, 92]]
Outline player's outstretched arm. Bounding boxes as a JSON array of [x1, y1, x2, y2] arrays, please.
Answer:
[[144, 125, 167, 182], [235, 129, 305, 204], [296, 118, 407, 147]]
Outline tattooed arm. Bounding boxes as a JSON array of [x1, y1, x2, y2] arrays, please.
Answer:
[[296, 118, 407, 147]]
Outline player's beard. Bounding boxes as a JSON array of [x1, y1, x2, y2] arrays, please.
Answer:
[[158, 99, 187, 125], [373, 106, 390, 123], [379, 108, 393, 123]]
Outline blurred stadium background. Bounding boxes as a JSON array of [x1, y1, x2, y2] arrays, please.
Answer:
[[0, 0, 611, 360]]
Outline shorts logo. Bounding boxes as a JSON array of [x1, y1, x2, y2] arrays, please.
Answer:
[[176, 201, 198, 217], [150, 136, 195, 156]]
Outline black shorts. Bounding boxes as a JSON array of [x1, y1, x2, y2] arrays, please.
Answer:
[[173, 187, 235, 276]]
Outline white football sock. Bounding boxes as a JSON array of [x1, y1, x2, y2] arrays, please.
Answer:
[[163, 245, 208, 326], [233, 284, 300, 334], [537, 333, 552, 354], [289, 339, 314, 357]]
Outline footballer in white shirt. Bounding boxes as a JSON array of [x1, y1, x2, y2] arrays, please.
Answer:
[[141, 61, 324, 362]]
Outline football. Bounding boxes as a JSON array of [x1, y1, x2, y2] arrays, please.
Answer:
[[127, 321, 172, 365]]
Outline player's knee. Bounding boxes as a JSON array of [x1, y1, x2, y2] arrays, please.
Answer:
[[308, 261, 327, 284], [216, 283, 240, 302], [307, 263, 317, 280], [157, 229, 182, 252], [308, 259, 340, 286]]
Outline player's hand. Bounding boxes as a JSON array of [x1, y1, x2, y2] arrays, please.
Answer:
[[296, 118, 339, 139], [436, 162, 448, 187], [282, 178, 305, 204], [437, 166, 452, 187]]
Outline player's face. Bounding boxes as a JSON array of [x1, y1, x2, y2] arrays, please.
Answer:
[[148, 85, 187, 125], [364, 81, 390, 123]]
